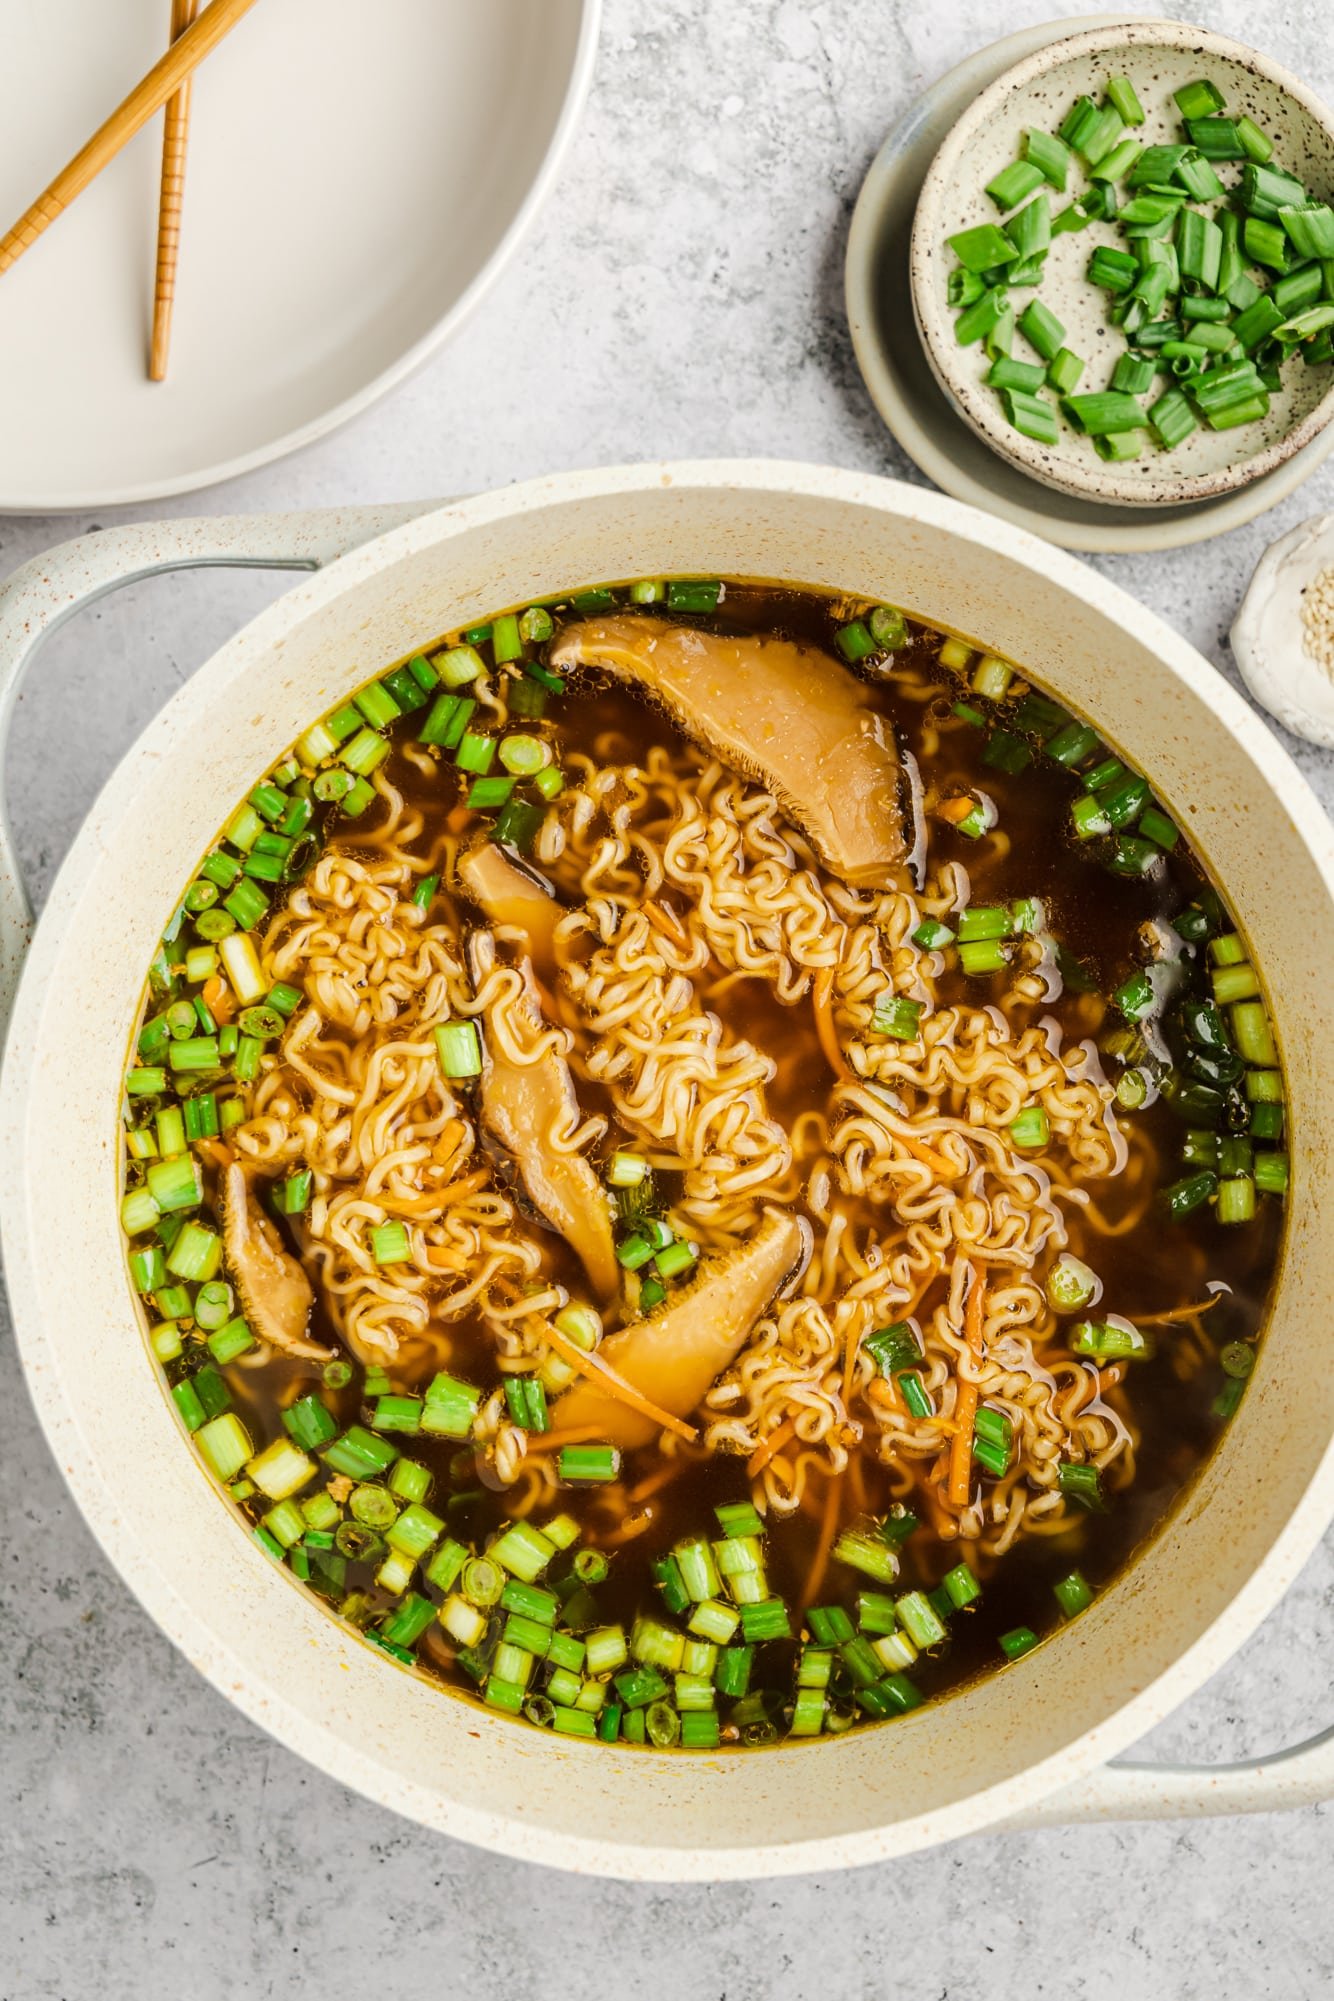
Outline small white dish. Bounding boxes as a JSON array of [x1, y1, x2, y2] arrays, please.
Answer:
[[1232, 512, 1334, 745], [845, 15, 1334, 553], [0, 0, 599, 512], [911, 20, 1334, 508]]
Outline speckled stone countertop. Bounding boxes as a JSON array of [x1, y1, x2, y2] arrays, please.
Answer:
[[1, 3, 1330, 1995]]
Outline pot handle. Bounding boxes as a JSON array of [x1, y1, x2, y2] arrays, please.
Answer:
[[1003, 1721, 1334, 1827], [0, 503, 437, 1038]]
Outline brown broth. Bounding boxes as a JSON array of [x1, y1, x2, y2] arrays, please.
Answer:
[[126, 580, 1284, 1742]]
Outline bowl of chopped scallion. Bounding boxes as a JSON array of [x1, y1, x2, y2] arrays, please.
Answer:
[[910, 20, 1334, 506]]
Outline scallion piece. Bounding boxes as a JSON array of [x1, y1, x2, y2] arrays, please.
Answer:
[[870, 994, 923, 1041], [1023, 128, 1071, 191], [1061, 390, 1145, 435], [559, 1444, 620, 1484], [958, 938, 1009, 977], [1106, 76, 1145, 126], [1053, 1570, 1093, 1618], [985, 159, 1046, 211], [1009, 1106, 1049, 1150], [1148, 387, 1197, 448], [1000, 387, 1059, 443], [948, 223, 1019, 272], [434, 1019, 482, 1079], [833, 1531, 898, 1584], [1236, 114, 1273, 165], [956, 287, 1013, 347], [1070, 1318, 1150, 1360], [1045, 346, 1084, 393]]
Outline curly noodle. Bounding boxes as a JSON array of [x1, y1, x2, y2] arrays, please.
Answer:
[[226, 704, 1140, 1562]]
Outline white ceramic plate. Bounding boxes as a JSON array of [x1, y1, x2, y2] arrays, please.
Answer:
[[0, 0, 599, 512], [845, 14, 1334, 552]]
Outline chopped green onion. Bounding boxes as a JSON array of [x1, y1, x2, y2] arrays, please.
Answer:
[[1046, 1253, 1098, 1313], [1106, 76, 1144, 127], [1053, 1570, 1093, 1618], [913, 918, 955, 951], [1009, 1106, 1049, 1150], [870, 994, 923, 1041], [559, 1444, 620, 1484], [1061, 389, 1145, 435], [1070, 1318, 1150, 1360], [985, 159, 1047, 210], [1059, 1462, 1105, 1511], [434, 1019, 482, 1079], [948, 223, 1019, 273]]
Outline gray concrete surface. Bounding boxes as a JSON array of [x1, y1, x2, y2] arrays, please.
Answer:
[[1, 3, 1331, 1995]]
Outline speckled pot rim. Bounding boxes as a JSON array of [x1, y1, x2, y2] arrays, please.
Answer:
[[911, 19, 1334, 509], [2, 464, 1332, 1876]]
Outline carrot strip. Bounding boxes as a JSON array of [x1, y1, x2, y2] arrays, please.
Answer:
[[947, 1263, 986, 1509], [628, 1456, 692, 1505], [812, 967, 848, 1080], [600, 1509, 657, 1546], [645, 900, 687, 948], [937, 794, 977, 826], [897, 1129, 957, 1179], [747, 1414, 798, 1478], [1134, 1294, 1223, 1327], [202, 974, 237, 1024], [521, 1424, 609, 1454], [544, 1320, 698, 1445], [800, 1468, 844, 1607]]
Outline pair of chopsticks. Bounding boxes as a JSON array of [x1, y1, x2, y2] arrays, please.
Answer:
[[0, 0, 262, 381]]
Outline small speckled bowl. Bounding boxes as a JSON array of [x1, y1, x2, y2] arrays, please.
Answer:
[[911, 20, 1334, 507]]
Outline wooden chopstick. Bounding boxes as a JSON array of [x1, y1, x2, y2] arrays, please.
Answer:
[[0, 0, 260, 279], [149, 0, 201, 382]]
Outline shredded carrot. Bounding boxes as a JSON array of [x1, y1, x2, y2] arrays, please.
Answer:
[[600, 1509, 657, 1546], [521, 1425, 609, 1454], [645, 900, 687, 948], [445, 803, 472, 835], [937, 793, 978, 826], [812, 966, 848, 1080], [202, 974, 237, 1024], [628, 1455, 692, 1506], [1135, 1294, 1223, 1327], [543, 1320, 698, 1445], [897, 1128, 957, 1179], [747, 1414, 798, 1478], [947, 1262, 986, 1509], [800, 1468, 845, 1607]]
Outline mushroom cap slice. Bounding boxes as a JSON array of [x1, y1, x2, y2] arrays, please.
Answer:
[[219, 1159, 329, 1360], [477, 958, 620, 1301], [555, 1207, 805, 1450], [547, 615, 906, 887], [458, 841, 562, 975]]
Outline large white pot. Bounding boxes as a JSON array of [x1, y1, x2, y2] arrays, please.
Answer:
[[1, 464, 1331, 1878]]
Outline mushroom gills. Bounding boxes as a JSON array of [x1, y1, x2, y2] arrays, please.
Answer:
[[555, 1207, 806, 1450], [547, 615, 907, 887], [219, 1158, 328, 1360], [475, 953, 620, 1301]]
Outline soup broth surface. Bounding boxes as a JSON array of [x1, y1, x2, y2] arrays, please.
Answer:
[[120, 579, 1284, 1748]]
